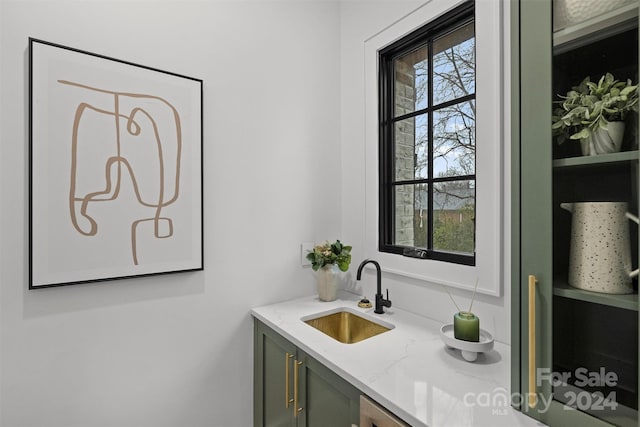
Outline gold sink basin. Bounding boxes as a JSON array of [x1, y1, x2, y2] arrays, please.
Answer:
[[303, 308, 393, 344]]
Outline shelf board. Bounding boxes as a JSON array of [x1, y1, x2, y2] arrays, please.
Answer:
[[554, 382, 638, 427], [553, 150, 639, 169], [554, 3, 638, 52], [554, 281, 638, 311]]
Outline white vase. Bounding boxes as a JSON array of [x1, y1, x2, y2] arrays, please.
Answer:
[[561, 202, 639, 294], [580, 122, 625, 156], [316, 265, 339, 302]]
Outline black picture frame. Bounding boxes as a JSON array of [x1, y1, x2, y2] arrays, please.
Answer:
[[29, 38, 204, 288]]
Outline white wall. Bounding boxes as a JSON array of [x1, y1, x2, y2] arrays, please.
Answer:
[[0, 1, 340, 426], [339, 0, 513, 344], [1, 1, 515, 425]]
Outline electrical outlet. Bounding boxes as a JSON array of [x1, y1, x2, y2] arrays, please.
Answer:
[[301, 242, 314, 267]]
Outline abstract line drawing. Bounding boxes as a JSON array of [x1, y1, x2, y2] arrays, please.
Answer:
[[59, 80, 182, 266], [29, 38, 203, 288]]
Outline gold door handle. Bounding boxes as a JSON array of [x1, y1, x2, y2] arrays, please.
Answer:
[[294, 360, 304, 417], [528, 275, 537, 408], [285, 353, 294, 408]]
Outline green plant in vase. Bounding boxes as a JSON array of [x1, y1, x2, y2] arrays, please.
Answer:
[[306, 240, 352, 272], [552, 72, 638, 155], [306, 240, 352, 302]]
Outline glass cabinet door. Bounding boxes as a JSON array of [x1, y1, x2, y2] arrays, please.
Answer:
[[516, 1, 639, 426], [550, 1, 639, 424]]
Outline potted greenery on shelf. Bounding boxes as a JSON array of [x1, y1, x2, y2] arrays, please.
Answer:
[[552, 72, 639, 156], [306, 240, 352, 302]]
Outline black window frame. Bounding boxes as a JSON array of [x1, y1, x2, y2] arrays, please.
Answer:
[[378, 1, 476, 266]]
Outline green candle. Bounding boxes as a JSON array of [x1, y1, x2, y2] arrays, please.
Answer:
[[454, 311, 480, 342]]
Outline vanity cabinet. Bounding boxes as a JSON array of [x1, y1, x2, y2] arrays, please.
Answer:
[[512, 1, 639, 426], [253, 319, 360, 427]]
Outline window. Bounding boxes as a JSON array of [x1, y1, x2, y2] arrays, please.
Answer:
[[378, 1, 475, 266], [363, 0, 501, 296]]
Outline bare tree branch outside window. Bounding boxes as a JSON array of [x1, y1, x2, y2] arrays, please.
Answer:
[[393, 21, 476, 253]]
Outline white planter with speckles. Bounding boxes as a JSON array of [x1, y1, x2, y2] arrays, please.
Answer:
[[562, 202, 639, 294]]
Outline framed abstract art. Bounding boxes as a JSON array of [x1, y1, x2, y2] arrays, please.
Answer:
[[29, 38, 203, 288]]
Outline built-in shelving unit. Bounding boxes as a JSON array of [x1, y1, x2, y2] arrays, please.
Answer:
[[551, 2, 639, 425], [515, 1, 640, 425]]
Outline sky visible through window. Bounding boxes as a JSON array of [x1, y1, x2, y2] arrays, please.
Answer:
[[412, 29, 475, 180]]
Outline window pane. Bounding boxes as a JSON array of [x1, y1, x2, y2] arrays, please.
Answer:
[[394, 184, 429, 248], [379, 1, 476, 265], [394, 45, 428, 116], [433, 100, 475, 178], [433, 21, 475, 105], [433, 180, 475, 254], [394, 114, 428, 180]]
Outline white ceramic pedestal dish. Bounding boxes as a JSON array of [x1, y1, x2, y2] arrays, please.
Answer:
[[440, 324, 495, 362]]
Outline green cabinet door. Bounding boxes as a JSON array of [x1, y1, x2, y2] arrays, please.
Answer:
[[512, 0, 640, 426], [255, 319, 297, 427], [254, 319, 360, 427], [299, 351, 360, 427], [512, 0, 555, 423]]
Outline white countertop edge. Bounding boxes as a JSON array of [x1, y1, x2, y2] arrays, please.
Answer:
[[251, 292, 545, 427], [251, 304, 427, 426], [251, 305, 428, 427]]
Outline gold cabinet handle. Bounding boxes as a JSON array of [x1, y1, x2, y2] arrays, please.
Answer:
[[528, 275, 537, 408], [294, 360, 304, 417], [285, 353, 294, 408]]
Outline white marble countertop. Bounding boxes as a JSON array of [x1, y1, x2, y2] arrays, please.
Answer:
[[251, 291, 546, 427]]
